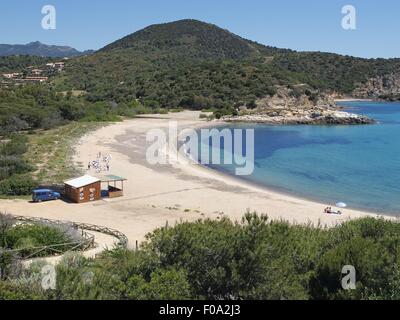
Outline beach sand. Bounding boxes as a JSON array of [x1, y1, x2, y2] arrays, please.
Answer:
[[0, 111, 386, 249]]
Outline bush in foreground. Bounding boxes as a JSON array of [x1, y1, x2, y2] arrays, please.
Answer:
[[1, 214, 400, 300]]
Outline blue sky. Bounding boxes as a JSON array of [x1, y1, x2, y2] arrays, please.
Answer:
[[0, 0, 399, 58]]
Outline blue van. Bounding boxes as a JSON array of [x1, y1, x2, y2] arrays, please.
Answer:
[[32, 189, 61, 202]]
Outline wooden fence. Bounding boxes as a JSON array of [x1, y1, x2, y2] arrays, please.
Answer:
[[5, 215, 128, 260]]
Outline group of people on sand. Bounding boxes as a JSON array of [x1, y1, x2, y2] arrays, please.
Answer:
[[324, 207, 342, 215], [87, 152, 112, 174]]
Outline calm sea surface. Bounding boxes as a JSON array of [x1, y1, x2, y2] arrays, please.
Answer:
[[199, 101, 400, 215]]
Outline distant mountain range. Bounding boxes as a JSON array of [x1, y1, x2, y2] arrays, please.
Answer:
[[0, 41, 94, 58]]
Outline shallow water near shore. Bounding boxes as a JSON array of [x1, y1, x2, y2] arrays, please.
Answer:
[[199, 101, 400, 215]]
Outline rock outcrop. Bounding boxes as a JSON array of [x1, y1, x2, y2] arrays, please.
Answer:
[[353, 73, 400, 100], [222, 86, 375, 125], [223, 111, 373, 125]]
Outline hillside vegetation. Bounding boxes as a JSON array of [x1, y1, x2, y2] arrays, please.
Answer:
[[0, 85, 151, 195], [1, 19, 400, 195], [3, 19, 400, 120], [0, 55, 53, 73], [55, 19, 400, 110]]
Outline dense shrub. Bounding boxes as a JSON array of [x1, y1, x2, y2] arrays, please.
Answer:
[[0, 174, 37, 196], [0, 134, 35, 196], [0, 84, 149, 136], [2, 214, 399, 300], [0, 280, 46, 300], [0, 135, 29, 155], [0, 157, 34, 180]]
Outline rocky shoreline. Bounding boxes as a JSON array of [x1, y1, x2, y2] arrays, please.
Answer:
[[222, 110, 375, 125], [353, 73, 400, 100], [222, 86, 375, 125]]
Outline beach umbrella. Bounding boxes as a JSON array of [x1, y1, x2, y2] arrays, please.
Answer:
[[336, 202, 347, 208]]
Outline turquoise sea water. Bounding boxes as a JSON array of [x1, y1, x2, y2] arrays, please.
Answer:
[[200, 101, 400, 215]]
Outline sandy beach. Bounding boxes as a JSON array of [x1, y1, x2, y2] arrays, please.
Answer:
[[0, 111, 386, 249]]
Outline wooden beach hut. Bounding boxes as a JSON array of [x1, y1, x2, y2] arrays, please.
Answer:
[[64, 175, 101, 203]]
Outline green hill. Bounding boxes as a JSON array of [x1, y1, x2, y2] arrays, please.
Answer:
[[100, 19, 267, 60], [54, 19, 400, 109]]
